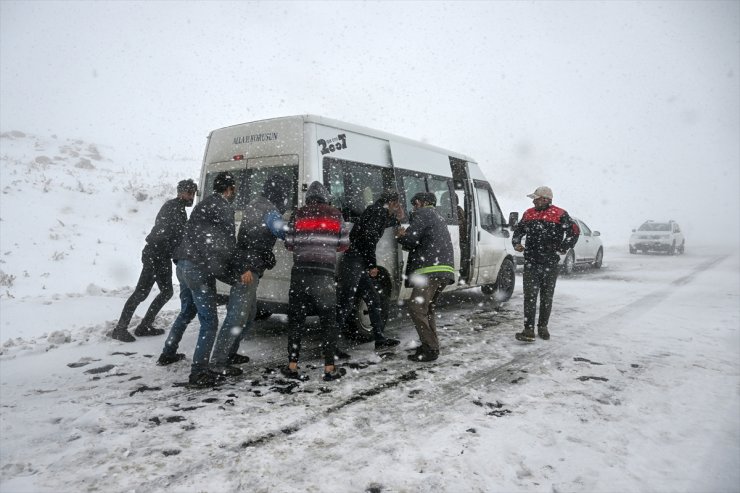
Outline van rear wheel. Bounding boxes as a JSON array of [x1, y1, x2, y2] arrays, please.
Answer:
[[346, 278, 390, 342]]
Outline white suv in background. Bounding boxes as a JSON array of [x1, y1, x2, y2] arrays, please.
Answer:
[[629, 220, 685, 255]]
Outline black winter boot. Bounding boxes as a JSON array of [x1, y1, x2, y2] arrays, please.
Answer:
[[188, 371, 221, 388], [407, 349, 439, 362], [227, 353, 250, 365], [323, 367, 347, 381], [515, 328, 536, 342], [157, 352, 185, 366], [110, 327, 135, 343], [134, 324, 165, 337]]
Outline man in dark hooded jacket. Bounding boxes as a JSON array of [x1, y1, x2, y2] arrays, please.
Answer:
[[283, 181, 350, 382], [396, 192, 455, 362], [110, 179, 197, 342], [157, 171, 237, 388], [336, 190, 403, 350], [209, 174, 292, 375]]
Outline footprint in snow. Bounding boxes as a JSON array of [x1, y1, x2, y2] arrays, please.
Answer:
[[84, 364, 115, 374]]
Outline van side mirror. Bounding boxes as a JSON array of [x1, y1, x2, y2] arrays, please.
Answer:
[[593, 231, 600, 237], [631, 228, 636, 232], [508, 212, 519, 229]]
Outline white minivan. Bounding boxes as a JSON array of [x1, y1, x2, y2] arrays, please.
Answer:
[[197, 115, 516, 340]]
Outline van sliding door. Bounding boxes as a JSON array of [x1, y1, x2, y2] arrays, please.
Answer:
[[450, 158, 476, 285]]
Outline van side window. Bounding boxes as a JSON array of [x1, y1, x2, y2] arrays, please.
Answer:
[[428, 177, 455, 225], [397, 171, 456, 225], [475, 181, 505, 233], [578, 220, 592, 236], [399, 172, 427, 215], [323, 157, 389, 222]]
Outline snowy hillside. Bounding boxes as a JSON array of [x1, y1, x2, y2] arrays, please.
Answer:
[[0, 131, 200, 343], [0, 130, 200, 298]]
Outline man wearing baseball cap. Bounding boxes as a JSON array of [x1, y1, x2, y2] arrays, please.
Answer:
[[511, 186, 579, 342]]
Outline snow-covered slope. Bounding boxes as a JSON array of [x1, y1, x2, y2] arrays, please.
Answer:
[[0, 131, 199, 343]]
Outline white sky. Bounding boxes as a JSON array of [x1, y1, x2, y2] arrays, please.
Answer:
[[1, 0, 738, 243]]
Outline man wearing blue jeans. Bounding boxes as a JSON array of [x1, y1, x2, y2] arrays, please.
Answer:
[[157, 171, 237, 388], [161, 259, 219, 375], [209, 175, 291, 374]]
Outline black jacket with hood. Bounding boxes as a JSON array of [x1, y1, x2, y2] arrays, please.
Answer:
[[397, 205, 455, 287], [144, 197, 189, 261], [173, 193, 236, 279], [345, 199, 400, 269]]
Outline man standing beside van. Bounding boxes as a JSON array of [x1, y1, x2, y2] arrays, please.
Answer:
[[336, 190, 403, 350], [157, 172, 237, 388], [283, 181, 349, 381], [396, 192, 455, 362], [209, 174, 291, 375], [512, 186, 579, 342], [110, 179, 198, 343]]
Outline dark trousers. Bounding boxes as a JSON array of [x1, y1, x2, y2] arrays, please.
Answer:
[[522, 261, 559, 330], [116, 246, 173, 330], [336, 253, 385, 340], [287, 269, 338, 366]]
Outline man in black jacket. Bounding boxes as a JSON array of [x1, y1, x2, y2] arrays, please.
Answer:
[[110, 179, 197, 343], [157, 172, 237, 388], [396, 192, 455, 362], [511, 186, 579, 342], [209, 174, 291, 375], [336, 190, 403, 350]]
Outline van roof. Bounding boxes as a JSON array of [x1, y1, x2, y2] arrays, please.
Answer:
[[209, 114, 478, 164]]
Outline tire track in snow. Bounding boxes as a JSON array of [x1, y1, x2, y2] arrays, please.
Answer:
[[123, 254, 729, 491], [435, 253, 730, 404]]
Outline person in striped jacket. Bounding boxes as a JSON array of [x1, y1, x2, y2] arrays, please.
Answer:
[[282, 181, 350, 381]]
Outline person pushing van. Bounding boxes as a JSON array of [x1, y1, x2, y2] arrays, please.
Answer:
[[209, 174, 292, 376], [157, 172, 238, 388], [336, 190, 403, 351], [396, 192, 455, 362], [110, 179, 197, 343], [282, 181, 350, 381]]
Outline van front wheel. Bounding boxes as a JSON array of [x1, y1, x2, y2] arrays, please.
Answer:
[[482, 257, 515, 303]]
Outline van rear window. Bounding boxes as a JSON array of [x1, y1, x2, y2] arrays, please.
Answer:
[[204, 161, 298, 212]]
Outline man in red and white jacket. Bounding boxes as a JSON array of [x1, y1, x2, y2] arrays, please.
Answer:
[[512, 186, 579, 342]]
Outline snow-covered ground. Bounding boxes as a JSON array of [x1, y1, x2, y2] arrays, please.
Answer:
[[1, 132, 738, 492]]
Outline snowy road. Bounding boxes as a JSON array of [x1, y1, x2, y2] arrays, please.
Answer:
[[1, 246, 738, 493]]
